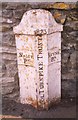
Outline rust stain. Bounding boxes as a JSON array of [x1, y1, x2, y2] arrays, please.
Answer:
[[33, 11, 37, 15], [25, 37, 28, 42], [26, 97, 38, 108], [25, 97, 49, 110], [14, 9, 62, 110], [16, 34, 20, 38], [38, 99, 49, 110]]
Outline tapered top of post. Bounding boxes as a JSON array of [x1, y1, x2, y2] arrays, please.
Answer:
[[13, 9, 63, 35]]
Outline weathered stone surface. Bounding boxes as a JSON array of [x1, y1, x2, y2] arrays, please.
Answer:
[[1, 46, 17, 54], [53, 11, 66, 24], [62, 80, 76, 98], [2, 32, 16, 46], [2, 77, 15, 94], [66, 11, 78, 21], [2, 3, 7, 9], [1, 2, 77, 101], [52, 2, 77, 10], [6, 62, 18, 77], [3, 18, 13, 24], [30, 2, 77, 10], [14, 9, 63, 109], [62, 52, 69, 63], [13, 10, 25, 19], [1, 75, 19, 96], [62, 70, 76, 80], [68, 31, 78, 37], [62, 33, 77, 44], [1, 17, 20, 27], [65, 21, 78, 31], [52, 2, 70, 9], [14, 9, 63, 34], [0, 25, 2, 32], [2, 2, 77, 10], [63, 26, 73, 32], [70, 51, 76, 68], [2, 53, 17, 61], [1, 24, 13, 32], [5, 3, 25, 10], [2, 9, 13, 18], [2, 85, 14, 95], [1, 61, 6, 72], [2, 77, 15, 84], [0, 16, 2, 23]]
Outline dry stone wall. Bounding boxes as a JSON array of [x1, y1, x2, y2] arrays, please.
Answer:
[[1, 2, 78, 100]]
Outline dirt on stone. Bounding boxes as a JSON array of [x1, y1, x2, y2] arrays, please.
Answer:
[[1, 96, 76, 119]]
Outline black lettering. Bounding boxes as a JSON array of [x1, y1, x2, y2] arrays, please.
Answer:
[[51, 56, 56, 62], [37, 35, 45, 104], [24, 58, 27, 63], [39, 76, 43, 81], [39, 71, 43, 76], [19, 52, 23, 57], [40, 82, 44, 89], [38, 36, 42, 40], [37, 55, 43, 60], [39, 62, 43, 66], [39, 65, 43, 71], [38, 48, 42, 54], [39, 89, 44, 94], [39, 89, 44, 93]]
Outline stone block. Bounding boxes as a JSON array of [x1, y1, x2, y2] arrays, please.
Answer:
[[2, 9, 13, 18], [1, 46, 17, 54], [70, 51, 76, 68], [2, 53, 17, 61], [5, 3, 25, 10], [24, 2, 77, 10], [62, 71, 76, 80], [2, 24, 13, 32], [13, 10, 25, 19], [1, 2, 77, 102], [65, 21, 78, 31], [2, 32, 16, 46], [6, 62, 18, 77], [62, 80, 76, 98], [13, 9, 63, 110], [66, 11, 78, 21], [2, 77, 15, 94], [53, 11, 66, 24]]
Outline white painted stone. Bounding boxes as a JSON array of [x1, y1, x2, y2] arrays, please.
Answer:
[[13, 9, 63, 110]]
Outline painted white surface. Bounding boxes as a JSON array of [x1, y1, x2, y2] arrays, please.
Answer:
[[13, 9, 63, 109], [13, 9, 63, 35], [48, 33, 61, 103]]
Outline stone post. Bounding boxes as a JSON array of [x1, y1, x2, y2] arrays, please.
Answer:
[[13, 9, 63, 110]]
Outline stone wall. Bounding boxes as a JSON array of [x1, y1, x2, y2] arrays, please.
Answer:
[[1, 2, 77, 100]]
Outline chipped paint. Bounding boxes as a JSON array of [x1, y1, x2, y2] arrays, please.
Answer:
[[13, 9, 63, 110]]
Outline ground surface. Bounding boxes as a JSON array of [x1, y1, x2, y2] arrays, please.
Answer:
[[2, 97, 76, 119]]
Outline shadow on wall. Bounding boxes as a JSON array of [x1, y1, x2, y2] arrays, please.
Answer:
[[14, 72, 20, 90], [3, 72, 20, 100]]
